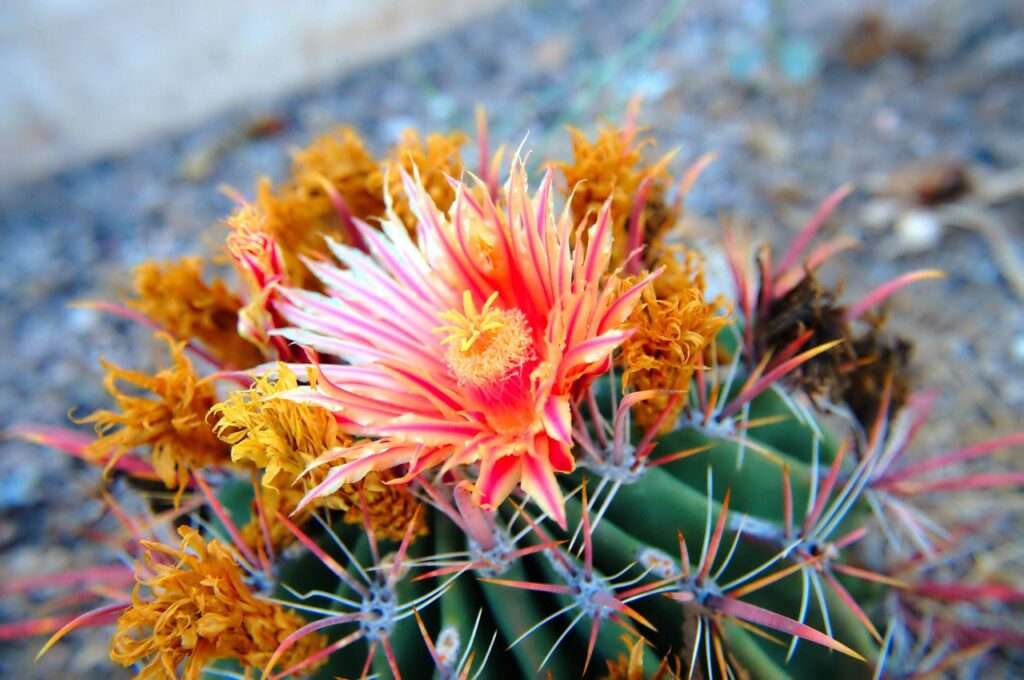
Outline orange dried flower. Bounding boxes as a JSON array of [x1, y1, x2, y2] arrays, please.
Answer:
[[372, 128, 468, 232], [341, 470, 429, 541], [78, 336, 230, 501], [600, 636, 679, 680], [621, 249, 729, 429], [239, 180, 321, 291], [210, 366, 426, 542], [558, 126, 675, 267], [126, 258, 263, 369], [287, 126, 385, 223], [110, 526, 324, 679], [227, 127, 384, 290], [211, 366, 339, 490], [600, 636, 647, 680]]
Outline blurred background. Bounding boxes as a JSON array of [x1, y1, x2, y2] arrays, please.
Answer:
[[1, 0, 1022, 677]]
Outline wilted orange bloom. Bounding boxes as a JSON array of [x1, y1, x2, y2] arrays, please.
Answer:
[[225, 127, 384, 290], [78, 336, 229, 501], [286, 126, 386, 223], [211, 365, 425, 542], [621, 248, 728, 429], [558, 125, 675, 267], [126, 258, 263, 369], [600, 635, 680, 680], [372, 128, 468, 233], [600, 636, 647, 680], [211, 366, 340, 491], [110, 526, 324, 679]]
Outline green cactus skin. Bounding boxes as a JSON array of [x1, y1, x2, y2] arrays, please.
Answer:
[[219, 380, 884, 679]]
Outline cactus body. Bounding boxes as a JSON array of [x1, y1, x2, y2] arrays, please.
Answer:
[[17, 118, 1023, 680]]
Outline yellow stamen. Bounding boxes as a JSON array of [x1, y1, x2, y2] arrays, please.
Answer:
[[436, 292, 532, 387]]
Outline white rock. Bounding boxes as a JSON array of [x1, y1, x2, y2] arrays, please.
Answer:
[[894, 209, 942, 254], [1011, 334, 1024, 364], [861, 199, 900, 230]]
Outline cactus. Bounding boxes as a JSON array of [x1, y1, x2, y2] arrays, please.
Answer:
[[10, 114, 1023, 679]]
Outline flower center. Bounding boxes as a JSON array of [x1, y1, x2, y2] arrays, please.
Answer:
[[437, 291, 532, 387]]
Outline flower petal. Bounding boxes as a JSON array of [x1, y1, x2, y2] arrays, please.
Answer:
[[477, 454, 522, 511], [541, 395, 572, 445], [521, 445, 566, 529]]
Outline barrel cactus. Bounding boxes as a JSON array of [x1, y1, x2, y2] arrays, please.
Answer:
[[11, 112, 1023, 679]]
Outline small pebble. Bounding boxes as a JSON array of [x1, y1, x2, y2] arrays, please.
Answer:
[[861, 199, 899, 230], [873, 108, 901, 135], [1011, 334, 1024, 365], [893, 209, 942, 254], [0, 462, 42, 510]]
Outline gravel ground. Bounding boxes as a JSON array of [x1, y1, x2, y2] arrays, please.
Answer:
[[2, 1, 1022, 677]]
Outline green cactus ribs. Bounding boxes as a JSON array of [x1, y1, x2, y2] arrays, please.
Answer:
[[234, 361, 878, 679]]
